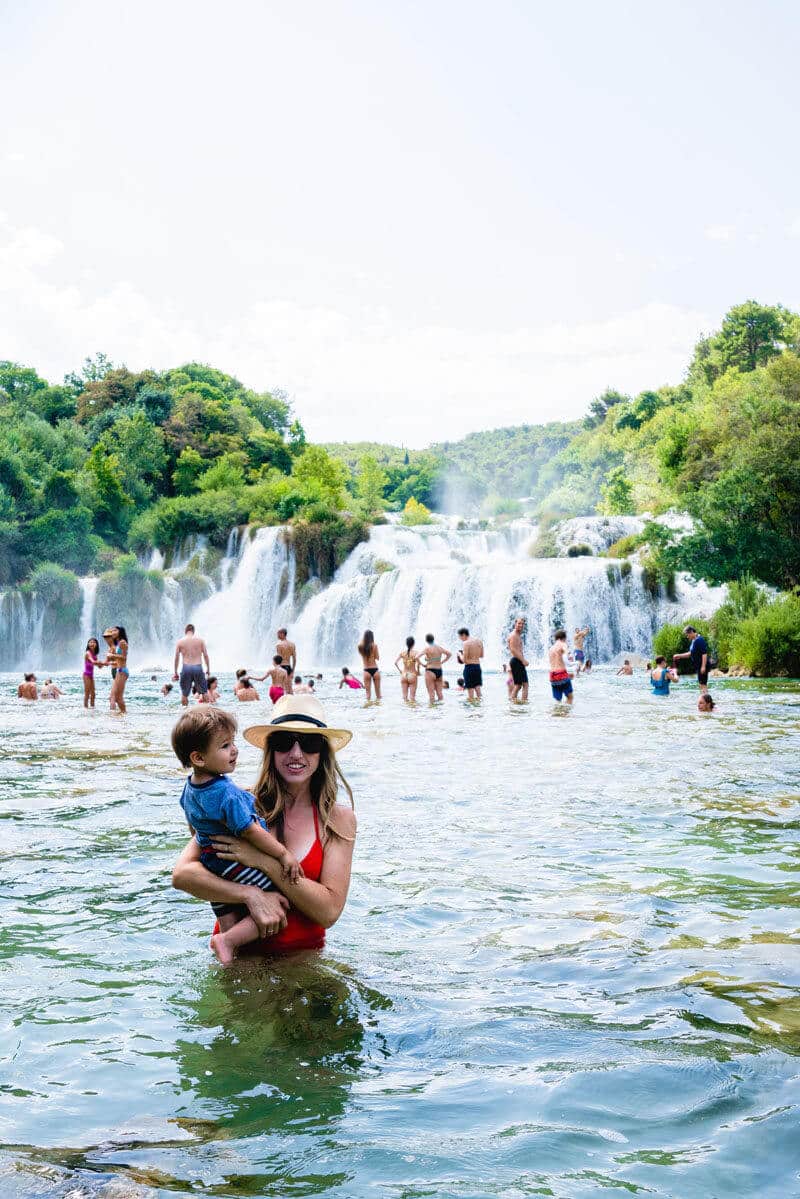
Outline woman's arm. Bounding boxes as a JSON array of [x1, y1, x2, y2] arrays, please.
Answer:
[[211, 806, 357, 929], [171, 838, 289, 936]]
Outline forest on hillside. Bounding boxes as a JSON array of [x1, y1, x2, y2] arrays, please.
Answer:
[[326, 301, 800, 592], [3, 301, 800, 608]]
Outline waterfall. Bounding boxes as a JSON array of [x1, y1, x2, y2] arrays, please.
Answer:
[[79, 578, 99, 646], [0, 590, 44, 671], [0, 517, 725, 672], [290, 519, 724, 668]]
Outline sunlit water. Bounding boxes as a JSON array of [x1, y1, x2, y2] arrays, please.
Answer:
[[1, 669, 799, 1198]]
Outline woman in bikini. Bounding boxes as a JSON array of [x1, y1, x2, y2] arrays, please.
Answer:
[[419, 633, 451, 702], [358, 629, 381, 700], [394, 635, 420, 702], [171, 694, 357, 957], [104, 625, 130, 715]]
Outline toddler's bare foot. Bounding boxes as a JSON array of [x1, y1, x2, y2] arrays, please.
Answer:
[[210, 933, 235, 966]]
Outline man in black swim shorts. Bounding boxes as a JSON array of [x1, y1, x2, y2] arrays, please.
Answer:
[[673, 626, 710, 694], [458, 627, 484, 700], [506, 616, 529, 702]]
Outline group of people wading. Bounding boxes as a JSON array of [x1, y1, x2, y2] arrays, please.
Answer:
[[17, 615, 714, 714]]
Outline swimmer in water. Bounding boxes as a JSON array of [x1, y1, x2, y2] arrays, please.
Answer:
[[18, 672, 38, 700], [616, 660, 634, 676], [339, 668, 364, 690], [548, 630, 574, 705], [236, 678, 260, 702], [40, 678, 63, 699], [698, 693, 715, 712]]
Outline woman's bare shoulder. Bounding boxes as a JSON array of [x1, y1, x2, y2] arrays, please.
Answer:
[[332, 803, 357, 836]]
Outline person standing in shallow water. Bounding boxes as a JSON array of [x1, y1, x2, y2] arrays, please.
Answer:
[[548, 630, 574, 705], [418, 633, 451, 702], [458, 628, 484, 700], [572, 625, 590, 675], [82, 638, 105, 708], [173, 623, 210, 707], [395, 636, 420, 702], [104, 626, 130, 714], [358, 629, 381, 700], [673, 625, 710, 696], [275, 629, 296, 694], [507, 618, 529, 703], [18, 673, 37, 700]]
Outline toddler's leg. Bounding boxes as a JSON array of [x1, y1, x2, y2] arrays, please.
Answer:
[[210, 912, 261, 966]]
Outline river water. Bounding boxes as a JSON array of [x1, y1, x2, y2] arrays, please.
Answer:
[[1, 670, 799, 1198]]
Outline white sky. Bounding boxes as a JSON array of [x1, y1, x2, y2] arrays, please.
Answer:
[[2, 0, 799, 445]]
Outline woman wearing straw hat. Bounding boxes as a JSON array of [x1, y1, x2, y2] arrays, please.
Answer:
[[171, 695, 357, 953]]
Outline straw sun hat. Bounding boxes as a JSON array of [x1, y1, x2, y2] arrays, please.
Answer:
[[244, 694, 352, 753]]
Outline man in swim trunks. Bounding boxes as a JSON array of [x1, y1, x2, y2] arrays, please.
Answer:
[[673, 625, 710, 695], [253, 657, 290, 703], [507, 617, 529, 703], [548, 630, 574, 704], [458, 627, 484, 700], [173, 624, 210, 706], [275, 628, 296, 694], [418, 634, 451, 702], [573, 625, 590, 675]]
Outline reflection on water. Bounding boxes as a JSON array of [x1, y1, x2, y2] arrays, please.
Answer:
[[1, 670, 799, 1197]]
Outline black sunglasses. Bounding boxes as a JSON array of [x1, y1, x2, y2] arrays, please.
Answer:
[[270, 730, 325, 754]]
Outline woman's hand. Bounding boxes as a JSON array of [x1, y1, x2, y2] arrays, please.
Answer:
[[210, 834, 261, 868], [243, 889, 289, 937]]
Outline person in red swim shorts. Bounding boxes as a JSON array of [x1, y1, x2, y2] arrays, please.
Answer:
[[171, 695, 357, 959], [548, 629, 574, 705]]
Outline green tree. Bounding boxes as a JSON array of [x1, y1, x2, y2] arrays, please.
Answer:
[[98, 409, 167, 506], [690, 301, 790, 384], [583, 388, 628, 430], [196, 453, 248, 492], [355, 454, 387, 518], [85, 444, 134, 540], [292, 446, 348, 508], [598, 466, 634, 515], [172, 447, 206, 495], [0, 361, 48, 407]]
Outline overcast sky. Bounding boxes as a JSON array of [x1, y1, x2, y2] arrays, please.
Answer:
[[2, 0, 799, 445]]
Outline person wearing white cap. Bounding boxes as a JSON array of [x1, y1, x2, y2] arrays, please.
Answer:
[[172, 695, 357, 955]]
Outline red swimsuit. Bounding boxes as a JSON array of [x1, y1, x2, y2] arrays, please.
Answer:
[[212, 808, 326, 954]]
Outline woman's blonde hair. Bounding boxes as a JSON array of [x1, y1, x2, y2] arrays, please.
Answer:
[[252, 739, 354, 843]]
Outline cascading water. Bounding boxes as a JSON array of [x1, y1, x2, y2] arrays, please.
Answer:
[[291, 520, 723, 667], [0, 517, 724, 672]]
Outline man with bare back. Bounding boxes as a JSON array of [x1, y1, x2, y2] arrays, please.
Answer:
[[275, 628, 296, 693], [507, 617, 529, 702], [573, 625, 590, 675], [458, 627, 484, 700], [549, 629, 574, 704], [418, 633, 451, 702], [173, 623, 210, 706]]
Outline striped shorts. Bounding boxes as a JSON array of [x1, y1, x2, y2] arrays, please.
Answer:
[[200, 849, 274, 917]]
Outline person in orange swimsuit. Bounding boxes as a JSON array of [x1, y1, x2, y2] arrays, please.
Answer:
[[171, 695, 357, 957]]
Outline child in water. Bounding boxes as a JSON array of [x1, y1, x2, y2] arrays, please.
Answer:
[[172, 708, 302, 965], [339, 667, 363, 690], [83, 638, 105, 708]]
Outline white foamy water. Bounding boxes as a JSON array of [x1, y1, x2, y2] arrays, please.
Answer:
[[0, 517, 725, 671]]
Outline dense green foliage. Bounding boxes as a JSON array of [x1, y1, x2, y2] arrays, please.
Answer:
[[654, 581, 800, 677], [729, 594, 800, 677], [0, 357, 369, 587]]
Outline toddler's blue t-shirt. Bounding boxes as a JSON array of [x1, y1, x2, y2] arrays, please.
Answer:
[[180, 774, 267, 847]]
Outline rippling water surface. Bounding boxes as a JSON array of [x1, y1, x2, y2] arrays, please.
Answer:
[[1, 670, 799, 1198]]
